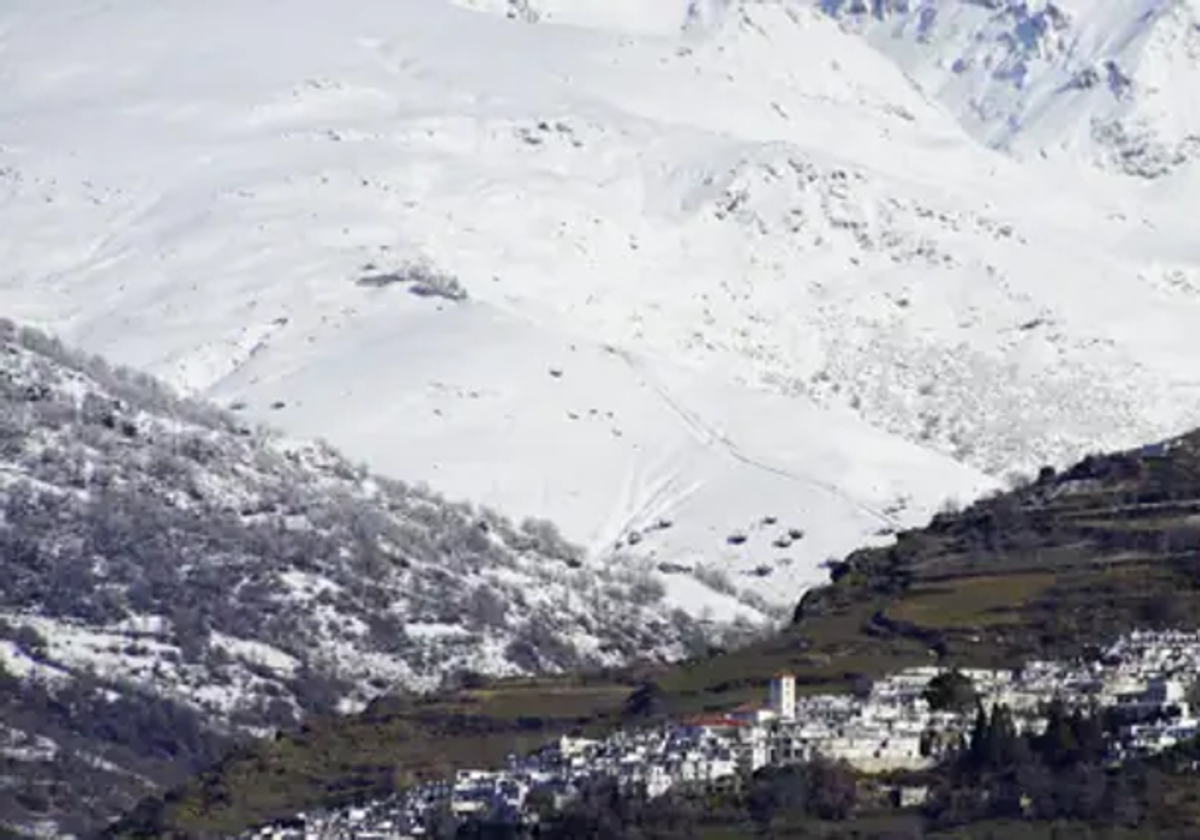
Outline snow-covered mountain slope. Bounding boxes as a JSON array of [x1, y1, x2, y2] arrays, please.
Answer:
[[0, 320, 758, 835], [820, 0, 1200, 176], [2, 0, 1199, 619]]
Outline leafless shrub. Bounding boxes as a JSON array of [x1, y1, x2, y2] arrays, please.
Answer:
[[692, 563, 737, 597], [355, 258, 468, 302]]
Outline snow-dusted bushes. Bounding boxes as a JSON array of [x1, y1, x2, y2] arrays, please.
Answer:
[[0, 322, 732, 833], [692, 563, 737, 597], [355, 258, 468, 302], [517, 516, 585, 565], [4, 317, 237, 432]]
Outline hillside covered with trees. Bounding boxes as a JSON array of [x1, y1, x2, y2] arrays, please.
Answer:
[[0, 321, 742, 837]]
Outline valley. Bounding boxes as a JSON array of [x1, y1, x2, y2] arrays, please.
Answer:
[[4, 0, 1200, 836], [108, 425, 1200, 836]]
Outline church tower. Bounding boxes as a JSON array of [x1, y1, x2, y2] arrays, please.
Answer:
[[769, 672, 796, 722]]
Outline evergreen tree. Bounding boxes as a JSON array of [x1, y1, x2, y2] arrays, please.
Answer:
[[1068, 708, 1106, 764], [966, 706, 990, 773], [924, 670, 977, 713], [1037, 699, 1079, 769], [981, 704, 1011, 769]]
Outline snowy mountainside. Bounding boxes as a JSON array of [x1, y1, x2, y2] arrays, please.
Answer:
[[2, 0, 1200, 623], [486, 0, 1200, 176], [0, 320, 746, 835], [819, 0, 1200, 176], [0, 0, 1010, 614]]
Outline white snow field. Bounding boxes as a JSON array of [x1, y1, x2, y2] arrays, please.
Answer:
[[3, 0, 1200, 617]]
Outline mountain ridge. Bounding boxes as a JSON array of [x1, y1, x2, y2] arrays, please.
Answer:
[[819, 0, 1200, 176]]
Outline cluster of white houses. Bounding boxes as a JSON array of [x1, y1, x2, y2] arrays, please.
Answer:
[[245, 629, 1200, 839]]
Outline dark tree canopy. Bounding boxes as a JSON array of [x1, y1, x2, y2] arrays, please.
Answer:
[[923, 669, 978, 713]]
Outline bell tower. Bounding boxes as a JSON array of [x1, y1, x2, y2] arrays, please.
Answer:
[[769, 672, 796, 722]]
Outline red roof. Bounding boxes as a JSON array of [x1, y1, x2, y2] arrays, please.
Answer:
[[683, 715, 749, 729]]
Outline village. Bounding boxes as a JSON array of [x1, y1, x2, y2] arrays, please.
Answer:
[[243, 629, 1200, 839]]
